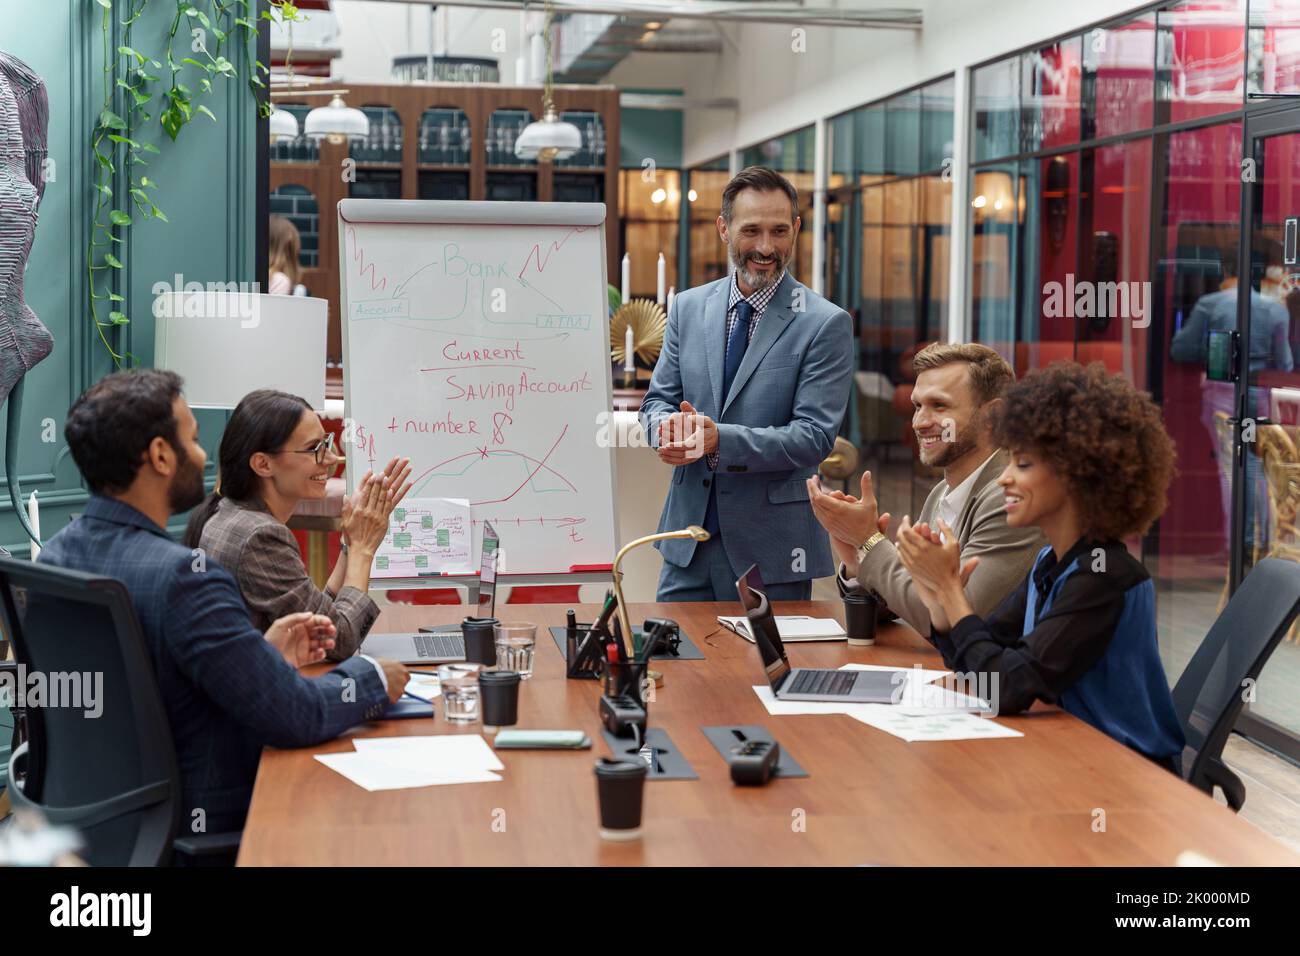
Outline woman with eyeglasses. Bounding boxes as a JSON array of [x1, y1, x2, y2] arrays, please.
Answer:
[[183, 389, 412, 660]]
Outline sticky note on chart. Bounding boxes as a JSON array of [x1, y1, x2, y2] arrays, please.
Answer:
[[372, 497, 472, 577]]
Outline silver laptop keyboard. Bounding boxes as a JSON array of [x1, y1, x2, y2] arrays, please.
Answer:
[[788, 669, 857, 696], [414, 633, 465, 659]]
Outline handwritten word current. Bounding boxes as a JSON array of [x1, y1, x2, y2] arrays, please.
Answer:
[[441, 340, 526, 363], [444, 371, 593, 412]]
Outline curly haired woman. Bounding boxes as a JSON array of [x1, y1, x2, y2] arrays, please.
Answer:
[[895, 361, 1185, 771]]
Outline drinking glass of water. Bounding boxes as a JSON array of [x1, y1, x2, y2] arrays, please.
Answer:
[[437, 663, 484, 722], [493, 623, 537, 679]]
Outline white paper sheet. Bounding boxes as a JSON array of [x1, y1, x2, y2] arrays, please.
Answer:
[[847, 708, 1023, 741], [403, 675, 441, 700], [352, 734, 504, 772], [371, 497, 472, 578], [314, 753, 501, 791]]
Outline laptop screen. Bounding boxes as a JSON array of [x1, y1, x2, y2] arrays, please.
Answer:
[[476, 520, 499, 618], [736, 564, 790, 689]]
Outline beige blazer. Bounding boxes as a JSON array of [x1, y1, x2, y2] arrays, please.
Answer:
[[839, 450, 1046, 635]]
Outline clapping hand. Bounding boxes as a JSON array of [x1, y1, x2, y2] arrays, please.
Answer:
[[895, 517, 979, 631], [341, 456, 414, 555], [655, 400, 718, 465], [265, 612, 337, 668]]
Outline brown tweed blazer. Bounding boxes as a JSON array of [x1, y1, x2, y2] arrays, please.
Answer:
[[198, 495, 378, 661]]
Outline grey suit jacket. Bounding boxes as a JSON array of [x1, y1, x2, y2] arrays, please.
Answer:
[[198, 495, 379, 660], [639, 271, 854, 583], [839, 450, 1045, 635]]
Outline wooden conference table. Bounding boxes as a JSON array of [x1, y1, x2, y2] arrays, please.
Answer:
[[238, 601, 1299, 866]]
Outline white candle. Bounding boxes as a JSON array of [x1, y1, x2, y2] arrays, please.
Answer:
[[621, 253, 630, 303], [666, 286, 675, 316], [656, 252, 666, 305], [28, 490, 40, 561], [624, 325, 635, 372]]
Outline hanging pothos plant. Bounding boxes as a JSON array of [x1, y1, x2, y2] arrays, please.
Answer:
[[87, 0, 305, 366]]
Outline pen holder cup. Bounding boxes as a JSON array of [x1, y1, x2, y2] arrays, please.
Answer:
[[565, 624, 605, 680], [603, 657, 650, 702]]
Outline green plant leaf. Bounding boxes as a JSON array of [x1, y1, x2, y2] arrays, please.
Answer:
[[104, 253, 123, 269], [99, 109, 127, 130], [117, 45, 144, 64], [95, 183, 113, 197], [109, 311, 130, 326], [109, 209, 132, 226], [196, 105, 217, 122], [106, 133, 141, 147], [95, 0, 110, 8], [151, 206, 169, 224], [138, 142, 160, 155], [160, 108, 183, 140], [108, 292, 124, 302]]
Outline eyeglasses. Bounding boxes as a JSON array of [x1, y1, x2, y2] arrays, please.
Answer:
[[280, 432, 337, 466]]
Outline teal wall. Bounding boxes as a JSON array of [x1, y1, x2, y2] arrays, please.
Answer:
[[619, 89, 683, 170], [0, 0, 258, 551]]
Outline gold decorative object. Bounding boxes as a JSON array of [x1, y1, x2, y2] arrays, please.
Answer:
[[610, 299, 667, 367], [820, 436, 860, 481]]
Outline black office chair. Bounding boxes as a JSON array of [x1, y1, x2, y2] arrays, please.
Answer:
[[1171, 557, 1300, 811], [0, 557, 240, 865]]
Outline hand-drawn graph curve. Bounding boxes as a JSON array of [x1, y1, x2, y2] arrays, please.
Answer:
[[338, 199, 617, 579]]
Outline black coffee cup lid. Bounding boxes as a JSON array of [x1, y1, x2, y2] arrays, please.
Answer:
[[595, 758, 647, 778], [480, 670, 520, 685], [463, 616, 499, 625]]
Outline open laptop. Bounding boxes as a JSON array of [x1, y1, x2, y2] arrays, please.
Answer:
[[737, 564, 904, 703], [359, 520, 499, 664]]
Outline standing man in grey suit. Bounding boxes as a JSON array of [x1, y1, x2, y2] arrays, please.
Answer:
[[639, 167, 854, 601], [807, 342, 1044, 635]]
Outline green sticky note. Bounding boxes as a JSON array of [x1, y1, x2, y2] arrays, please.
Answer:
[[395, 508, 406, 522], [436, 529, 450, 547], [394, 532, 412, 548], [414, 555, 428, 568], [422, 515, 433, 530], [376, 556, 389, 570]]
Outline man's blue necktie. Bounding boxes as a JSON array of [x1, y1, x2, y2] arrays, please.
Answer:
[[705, 298, 754, 535], [723, 298, 753, 399]]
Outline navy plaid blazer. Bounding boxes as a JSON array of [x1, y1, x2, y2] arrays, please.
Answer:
[[39, 495, 388, 834]]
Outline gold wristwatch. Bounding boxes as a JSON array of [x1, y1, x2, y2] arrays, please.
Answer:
[[856, 531, 887, 566]]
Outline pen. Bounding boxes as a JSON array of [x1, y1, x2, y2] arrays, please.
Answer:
[[402, 691, 432, 704]]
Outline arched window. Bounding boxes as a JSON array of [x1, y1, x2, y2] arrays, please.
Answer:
[[418, 107, 471, 165], [486, 108, 536, 167], [351, 106, 403, 164], [556, 111, 605, 168]]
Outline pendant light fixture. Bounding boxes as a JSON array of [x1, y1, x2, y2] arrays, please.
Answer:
[[304, 94, 369, 145], [269, 16, 369, 146], [268, 105, 300, 143], [514, 1, 582, 163]]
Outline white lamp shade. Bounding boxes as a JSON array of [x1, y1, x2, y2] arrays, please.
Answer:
[[514, 116, 582, 161], [268, 107, 300, 143], [304, 95, 369, 143], [153, 291, 328, 410]]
